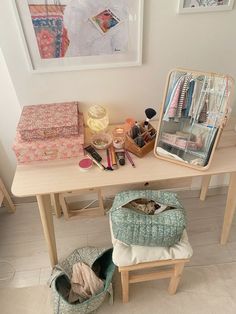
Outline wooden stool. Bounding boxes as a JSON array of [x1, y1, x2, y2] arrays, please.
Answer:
[[119, 258, 189, 303], [59, 188, 105, 220]]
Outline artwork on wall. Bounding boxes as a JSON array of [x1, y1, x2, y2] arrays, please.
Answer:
[[13, 0, 143, 72], [178, 0, 234, 13]]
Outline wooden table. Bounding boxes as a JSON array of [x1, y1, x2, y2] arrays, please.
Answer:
[[11, 145, 236, 267]]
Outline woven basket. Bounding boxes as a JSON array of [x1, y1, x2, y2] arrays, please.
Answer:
[[49, 247, 115, 314], [125, 122, 156, 157]]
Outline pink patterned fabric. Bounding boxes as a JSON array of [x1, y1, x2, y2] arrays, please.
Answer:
[[29, 5, 69, 59], [168, 76, 185, 118], [13, 114, 84, 164], [17, 102, 79, 141]]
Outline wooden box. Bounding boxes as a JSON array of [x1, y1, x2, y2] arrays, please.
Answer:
[[125, 122, 156, 157], [154, 68, 234, 170], [17, 102, 79, 141], [13, 113, 84, 164]]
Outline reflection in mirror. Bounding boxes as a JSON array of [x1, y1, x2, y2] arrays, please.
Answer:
[[155, 69, 234, 169]]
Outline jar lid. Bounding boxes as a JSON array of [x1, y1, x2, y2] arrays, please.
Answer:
[[78, 158, 93, 171], [88, 105, 107, 119]]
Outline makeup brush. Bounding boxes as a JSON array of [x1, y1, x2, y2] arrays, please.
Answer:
[[144, 108, 157, 129], [106, 148, 113, 171], [130, 121, 141, 139]]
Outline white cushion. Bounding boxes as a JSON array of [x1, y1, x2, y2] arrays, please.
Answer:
[[110, 219, 193, 267]]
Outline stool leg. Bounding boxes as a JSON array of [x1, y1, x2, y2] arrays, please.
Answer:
[[168, 262, 185, 295], [120, 270, 129, 303]]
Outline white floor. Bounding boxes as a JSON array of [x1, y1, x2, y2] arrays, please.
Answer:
[[0, 193, 236, 313]]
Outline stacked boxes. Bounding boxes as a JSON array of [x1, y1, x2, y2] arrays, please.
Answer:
[[13, 102, 84, 164]]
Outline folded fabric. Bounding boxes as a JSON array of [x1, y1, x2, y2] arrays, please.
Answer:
[[126, 199, 176, 215], [156, 147, 188, 162], [68, 262, 104, 303]]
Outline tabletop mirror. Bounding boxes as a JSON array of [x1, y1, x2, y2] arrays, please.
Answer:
[[154, 68, 234, 170]]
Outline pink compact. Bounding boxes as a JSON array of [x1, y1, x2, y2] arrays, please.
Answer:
[[78, 158, 93, 172]]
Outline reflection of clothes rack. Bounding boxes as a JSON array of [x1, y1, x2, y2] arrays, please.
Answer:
[[164, 73, 229, 126], [160, 71, 232, 167], [157, 69, 234, 170]]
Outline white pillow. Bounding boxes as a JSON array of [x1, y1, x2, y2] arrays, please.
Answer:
[[110, 219, 193, 267]]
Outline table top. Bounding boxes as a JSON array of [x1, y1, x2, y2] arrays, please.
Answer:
[[11, 145, 236, 197]]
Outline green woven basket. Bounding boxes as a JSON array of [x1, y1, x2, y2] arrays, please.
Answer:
[[110, 190, 186, 247], [50, 247, 115, 314]]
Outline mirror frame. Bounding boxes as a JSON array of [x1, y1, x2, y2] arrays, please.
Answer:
[[154, 68, 234, 171]]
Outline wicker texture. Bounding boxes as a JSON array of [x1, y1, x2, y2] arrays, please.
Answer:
[[110, 190, 186, 247], [125, 122, 156, 157], [50, 247, 115, 314]]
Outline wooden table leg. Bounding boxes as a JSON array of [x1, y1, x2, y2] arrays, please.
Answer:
[[36, 194, 58, 267], [50, 193, 62, 218], [0, 178, 15, 213], [220, 172, 236, 245], [200, 175, 211, 201]]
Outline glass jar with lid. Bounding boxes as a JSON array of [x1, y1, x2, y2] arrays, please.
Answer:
[[87, 105, 109, 133], [112, 127, 125, 149]]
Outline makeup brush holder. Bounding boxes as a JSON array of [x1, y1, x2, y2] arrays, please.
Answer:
[[125, 122, 156, 158]]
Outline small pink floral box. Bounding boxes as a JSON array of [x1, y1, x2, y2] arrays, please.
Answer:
[[17, 102, 79, 141], [13, 113, 84, 164]]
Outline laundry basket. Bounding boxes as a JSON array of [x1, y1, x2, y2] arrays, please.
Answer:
[[50, 247, 115, 314]]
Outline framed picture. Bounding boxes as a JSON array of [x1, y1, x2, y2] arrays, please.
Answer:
[[178, 0, 235, 13], [12, 0, 144, 72]]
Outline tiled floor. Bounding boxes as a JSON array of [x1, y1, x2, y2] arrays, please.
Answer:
[[1, 193, 236, 313]]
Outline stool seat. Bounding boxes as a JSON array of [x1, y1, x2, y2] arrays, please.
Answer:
[[110, 218, 193, 267]]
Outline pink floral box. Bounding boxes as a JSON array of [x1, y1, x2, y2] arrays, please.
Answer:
[[17, 102, 79, 141], [13, 113, 84, 164]]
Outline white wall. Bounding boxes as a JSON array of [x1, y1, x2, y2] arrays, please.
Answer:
[[0, 49, 21, 192], [0, 0, 235, 192], [0, 0, 235, 123]]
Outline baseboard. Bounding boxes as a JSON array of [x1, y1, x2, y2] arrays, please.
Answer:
[[176, 185, 228, 199]]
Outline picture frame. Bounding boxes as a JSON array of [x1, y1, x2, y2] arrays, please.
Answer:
[[12, 0, 144, 72], [178, 0, 234, 14]]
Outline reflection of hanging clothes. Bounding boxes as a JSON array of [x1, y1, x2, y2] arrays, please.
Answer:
[[174, 75, 192, 122], [188, 77, 204, 121], [198, 91, 209, 123], [183, 80, 195, 117], [195, 79, 210, 123], [165, 76, 185, 120], [164, 74, 211, 123], [163, 75, 185, 121], [164, 72, 184, 111], [198, 102, 208, 123]]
